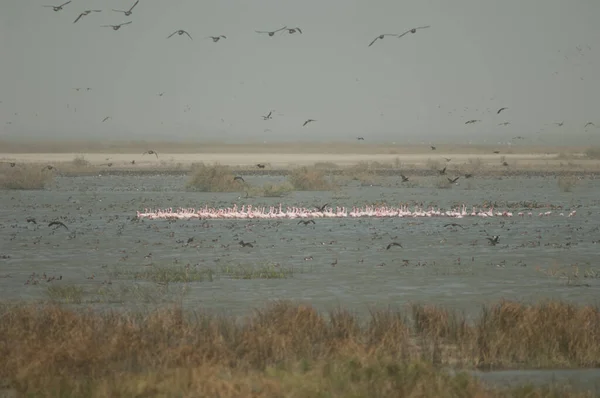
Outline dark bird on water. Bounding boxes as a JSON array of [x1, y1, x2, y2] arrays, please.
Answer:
[[397, 26, 431, 39], [315, 203, 329, 212], [400, 174, 409, 182], [256, 164, 266, 169], [438, 167, 447, 175], [233, 176, 245, 183], [142, 150, 158, 158], [497, 107, 508, 114], [239, 240, 253, 248], [207, 35, 226, 42], [101, 21, 132, 30], [369, 33, 398, 47], [74, 10, 101, 24], [49, 221, 68, 230], [444, 223, 465, 229], [43, 1, 71, 11], [298, 220, 316, 225], [112, 0, 139, 16], [447, 176, 460, 183], [168, 30, 193, 40], [386, 242, 403, 250], [465, 119, 480, 124], [486, 235, 500, 246], [255, 26, 287, 36], [303, 119, 316, 127]]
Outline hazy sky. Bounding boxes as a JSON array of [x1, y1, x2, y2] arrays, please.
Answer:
[[1, 0, 599, 144]]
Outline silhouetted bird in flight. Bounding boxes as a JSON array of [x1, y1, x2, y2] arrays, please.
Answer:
[[168, 30, 192, 40], [49, 221, 68, 230], [43, 1, 71, 12], [438, 167, 446, 175], [396, 26, 431, 39], [74, 10, 101, 24], [142, 150, 158, 158], [42, 165, 54, 171], [255, 26, 287, 36], [101, 21, 132, 30], [262, 111, 273, 120], [498, 122, 510, 126], [101, 116, 111, 122], [285, 27, 302, 34], [497, 107, 508, 114], [465, 119, 480, 124], [430, 145, 436, 150], [112, 0, 139, 16], [369, 33, 398, 47], [486, 235, 500, 246], [233, 176, 245, 183], [207, 35, 226, 42], [303, 119, 316, 127], [585, 122, 595, 128], [400, 175, 409, 182], [9, 162, 16, 167], [447, 176, 459, 183], [386, 242, 403, 250], [238, 240, 253, 248], [298, 220, 315, 225], [444, 223, 465, 229], [314, 203, 328, 212], [357, 137, 365, 140]]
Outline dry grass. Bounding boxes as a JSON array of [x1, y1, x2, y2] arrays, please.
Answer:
[[287, 166, 333, 190], [248, 182, 295, 197], [186, 163, 246, 192], [0, 300, 598, 397], [584, 146, 600, 160], [0, 164, 54, 190]]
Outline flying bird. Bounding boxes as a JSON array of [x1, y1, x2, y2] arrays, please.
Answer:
[[512, 136, 525, 140], [43, 1, 71, 11], [438, 167, 447, 175], [238, 240, 253, 248], [555, 122, 564, 127], [397, 26, 431, 39], [233, 176, 245, 183], [369, 33, 398, 47], [400, 175, 409, 182], [102, 116, 111, 122], [497, 107, 508, 114], [262, 111, 273, 120], [298, 220, 316, 225], [464, 173, 473, 179], [285, 27, 302, 34], [101, 21, 132, 30], [9, 162, 16, 167], [142, 150, 158, 158], [207, 35, 226, 42], [303, 119, 316, 127], [41, 165, 54, 171], [447, 176, 460, 183], [255, 26, 287, 36], [168, 30, 192, 40], [49, 221, 68, 230], [444, 223, 465, 229], [26, 217, 37, 224], [314, 203, 329, 212], [74, 10, 101, 24], [430, 146, 436, 150], [112, 0, 139, 16], [256, 164, 266, 169], [498, 122, 510, 126], [386, 242, 403, 250], [585, 122, 595, 128], [486, 235, 500, 246], [465, 119, 480, 124], [357, 137, 365, 140]]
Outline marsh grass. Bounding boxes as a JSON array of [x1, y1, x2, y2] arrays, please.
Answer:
[[0, 300, 598, 397], [220, 263, 293, 279], [187, 162, 245, 192], [287, 166, 332, 190], [558, 176, 578, 192], [584, 146, 600, 159], [248, 182, 294, 197], [46, 284, 84, 304], [111, 266, 214, 283], [0, 164, 54, 190]]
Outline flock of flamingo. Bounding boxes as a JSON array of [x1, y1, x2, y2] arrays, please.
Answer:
[[136, 204, 577, 220]]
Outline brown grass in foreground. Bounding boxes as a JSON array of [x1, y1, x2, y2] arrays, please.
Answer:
[[0, 164, 54, 190], [0, 300, 599, 397]]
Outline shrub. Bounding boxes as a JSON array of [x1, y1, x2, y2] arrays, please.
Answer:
[[187, 163, 245, 192], [287, 167, 332, 191], [0, 164, 54, 190]]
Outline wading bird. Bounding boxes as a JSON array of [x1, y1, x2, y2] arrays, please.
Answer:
[[206, 35, 226, 42], [255, 26, 287, 36], [43, 1, 71, 11], [303, 119, 316, 127], [397, 26, 430, 39], [112, 0, 139, 16], [74, 10, 101, 24], [386, 242, 403, 250], [369, 33, 398, 47], [101, 21, 132, 30], [298, 220, 315, 225], [49, 221, 68, 230], [168, 30, 192, 40], [142, 150, 158, 158]]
